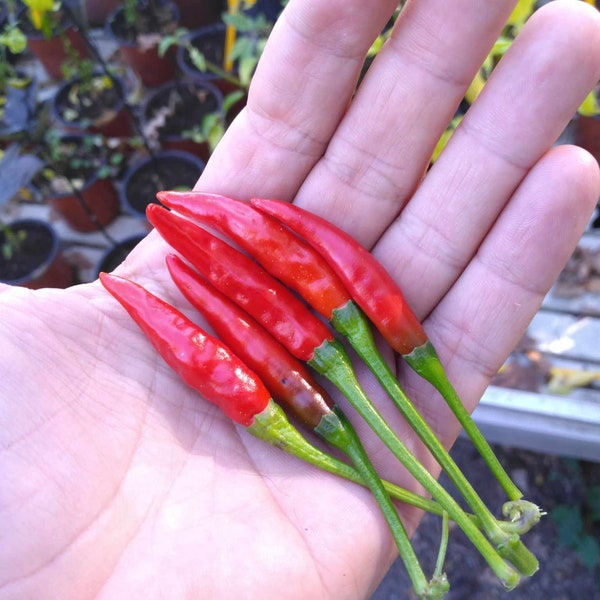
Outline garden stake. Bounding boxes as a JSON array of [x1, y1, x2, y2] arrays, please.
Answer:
[[147, 204, 525, 587], [100, 271, 440, 599], [156, 191, 542, 544], [251, 198, 523, 502]]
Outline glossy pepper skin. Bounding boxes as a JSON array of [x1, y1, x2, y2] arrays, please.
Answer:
[[156, 191, 352, 320], [147, 203, 334, 362], [251, 197, 428, 356], [165, 253, 333, 429], [99, 272, 270, 427]]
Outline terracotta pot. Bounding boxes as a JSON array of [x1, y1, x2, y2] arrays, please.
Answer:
[[106, 2, 179, 88], [49, 177, 121, 233], [40, 135, 122, 232], [19, 8, 91, 80], [52, 73, 132, 138], [119, 150, 205, 219], [0, 219, 73, 289], [575, 114, 600, 164], [141, 80, 223, 162], [84, 0, 120, 26]]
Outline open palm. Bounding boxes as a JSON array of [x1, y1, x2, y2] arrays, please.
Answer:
[[2, 1, 600, 599]]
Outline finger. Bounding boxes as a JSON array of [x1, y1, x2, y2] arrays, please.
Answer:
[[196, 0, 399, 199], [406, 144, 600, 449], [294, 0, 519, 246], [377, 0, 600, 316]]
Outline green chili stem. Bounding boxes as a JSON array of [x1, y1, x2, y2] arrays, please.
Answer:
[[331, 301, 536, 570], [405, 341, 523, 502], [248, 400, 429, 507], [308, 339, 522, 589], [315, 408, 433, 598], [434, 512, 450, 580], [248, 403, 537, 539], [251, 401, 447, 598], [428, 512, 451, 599]]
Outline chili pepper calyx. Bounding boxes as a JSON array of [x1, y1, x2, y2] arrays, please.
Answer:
[[421, 574, 450, 600], [502, 500, 545, 534]]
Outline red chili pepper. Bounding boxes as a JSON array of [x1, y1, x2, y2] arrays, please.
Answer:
[[251, 198, 525, 504], [98, 271, 451, 546], [250, 198, 428, 355], [165, 253, 333, 429], [147, 203, 334, 362], [138, 202, 528, 589], [162, 253, 443, 598], [156, 191, 351, 319], [155, 194, 529, 530], [99, 272, 269, 427]]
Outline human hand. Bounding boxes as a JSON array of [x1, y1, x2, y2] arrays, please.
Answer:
[[2, 1, 599, 598]]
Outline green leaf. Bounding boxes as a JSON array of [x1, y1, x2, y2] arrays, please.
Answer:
[[189, 47, 207, 72], [579, 90, 600, 117], [158, 28, 189, 57], [201, 112, 220, 133], [229, 36, 255, 62], [181, 126, 205, 143], [4, 27, 27, 54], [222, 90, 246, 114], [222, 12, 253, 31], [222, 12, 267, 33], [208, 123, 224, 152], [158, 36, 175, 57], [507, 0, 536, 28], [239, 55, 258, 88]]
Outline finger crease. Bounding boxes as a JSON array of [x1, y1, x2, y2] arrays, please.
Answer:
[[246, 104, 329, 160]]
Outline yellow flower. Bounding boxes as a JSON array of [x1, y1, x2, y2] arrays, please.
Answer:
[[22, 0, 54, 30]]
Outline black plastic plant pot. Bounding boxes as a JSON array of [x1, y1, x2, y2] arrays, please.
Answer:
[[51, 73, 131, 138], [176, 24, 238, 93], [119, 151, 205, 219], [95, 234, 146, 277], [141, 80, 223, 162], [0, 219, 73, 289]]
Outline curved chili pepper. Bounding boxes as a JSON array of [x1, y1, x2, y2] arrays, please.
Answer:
[[147, 205, 524, 588], [98, 272, 405, 493], [154, 191, 532, 550], [156, 191, 351, 320], [147, 203, 332, 362], [165, 252, 333, 429], [250, 198, 524, 504], [250, 198, 429, 354], [98, 271, 268, 427]]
